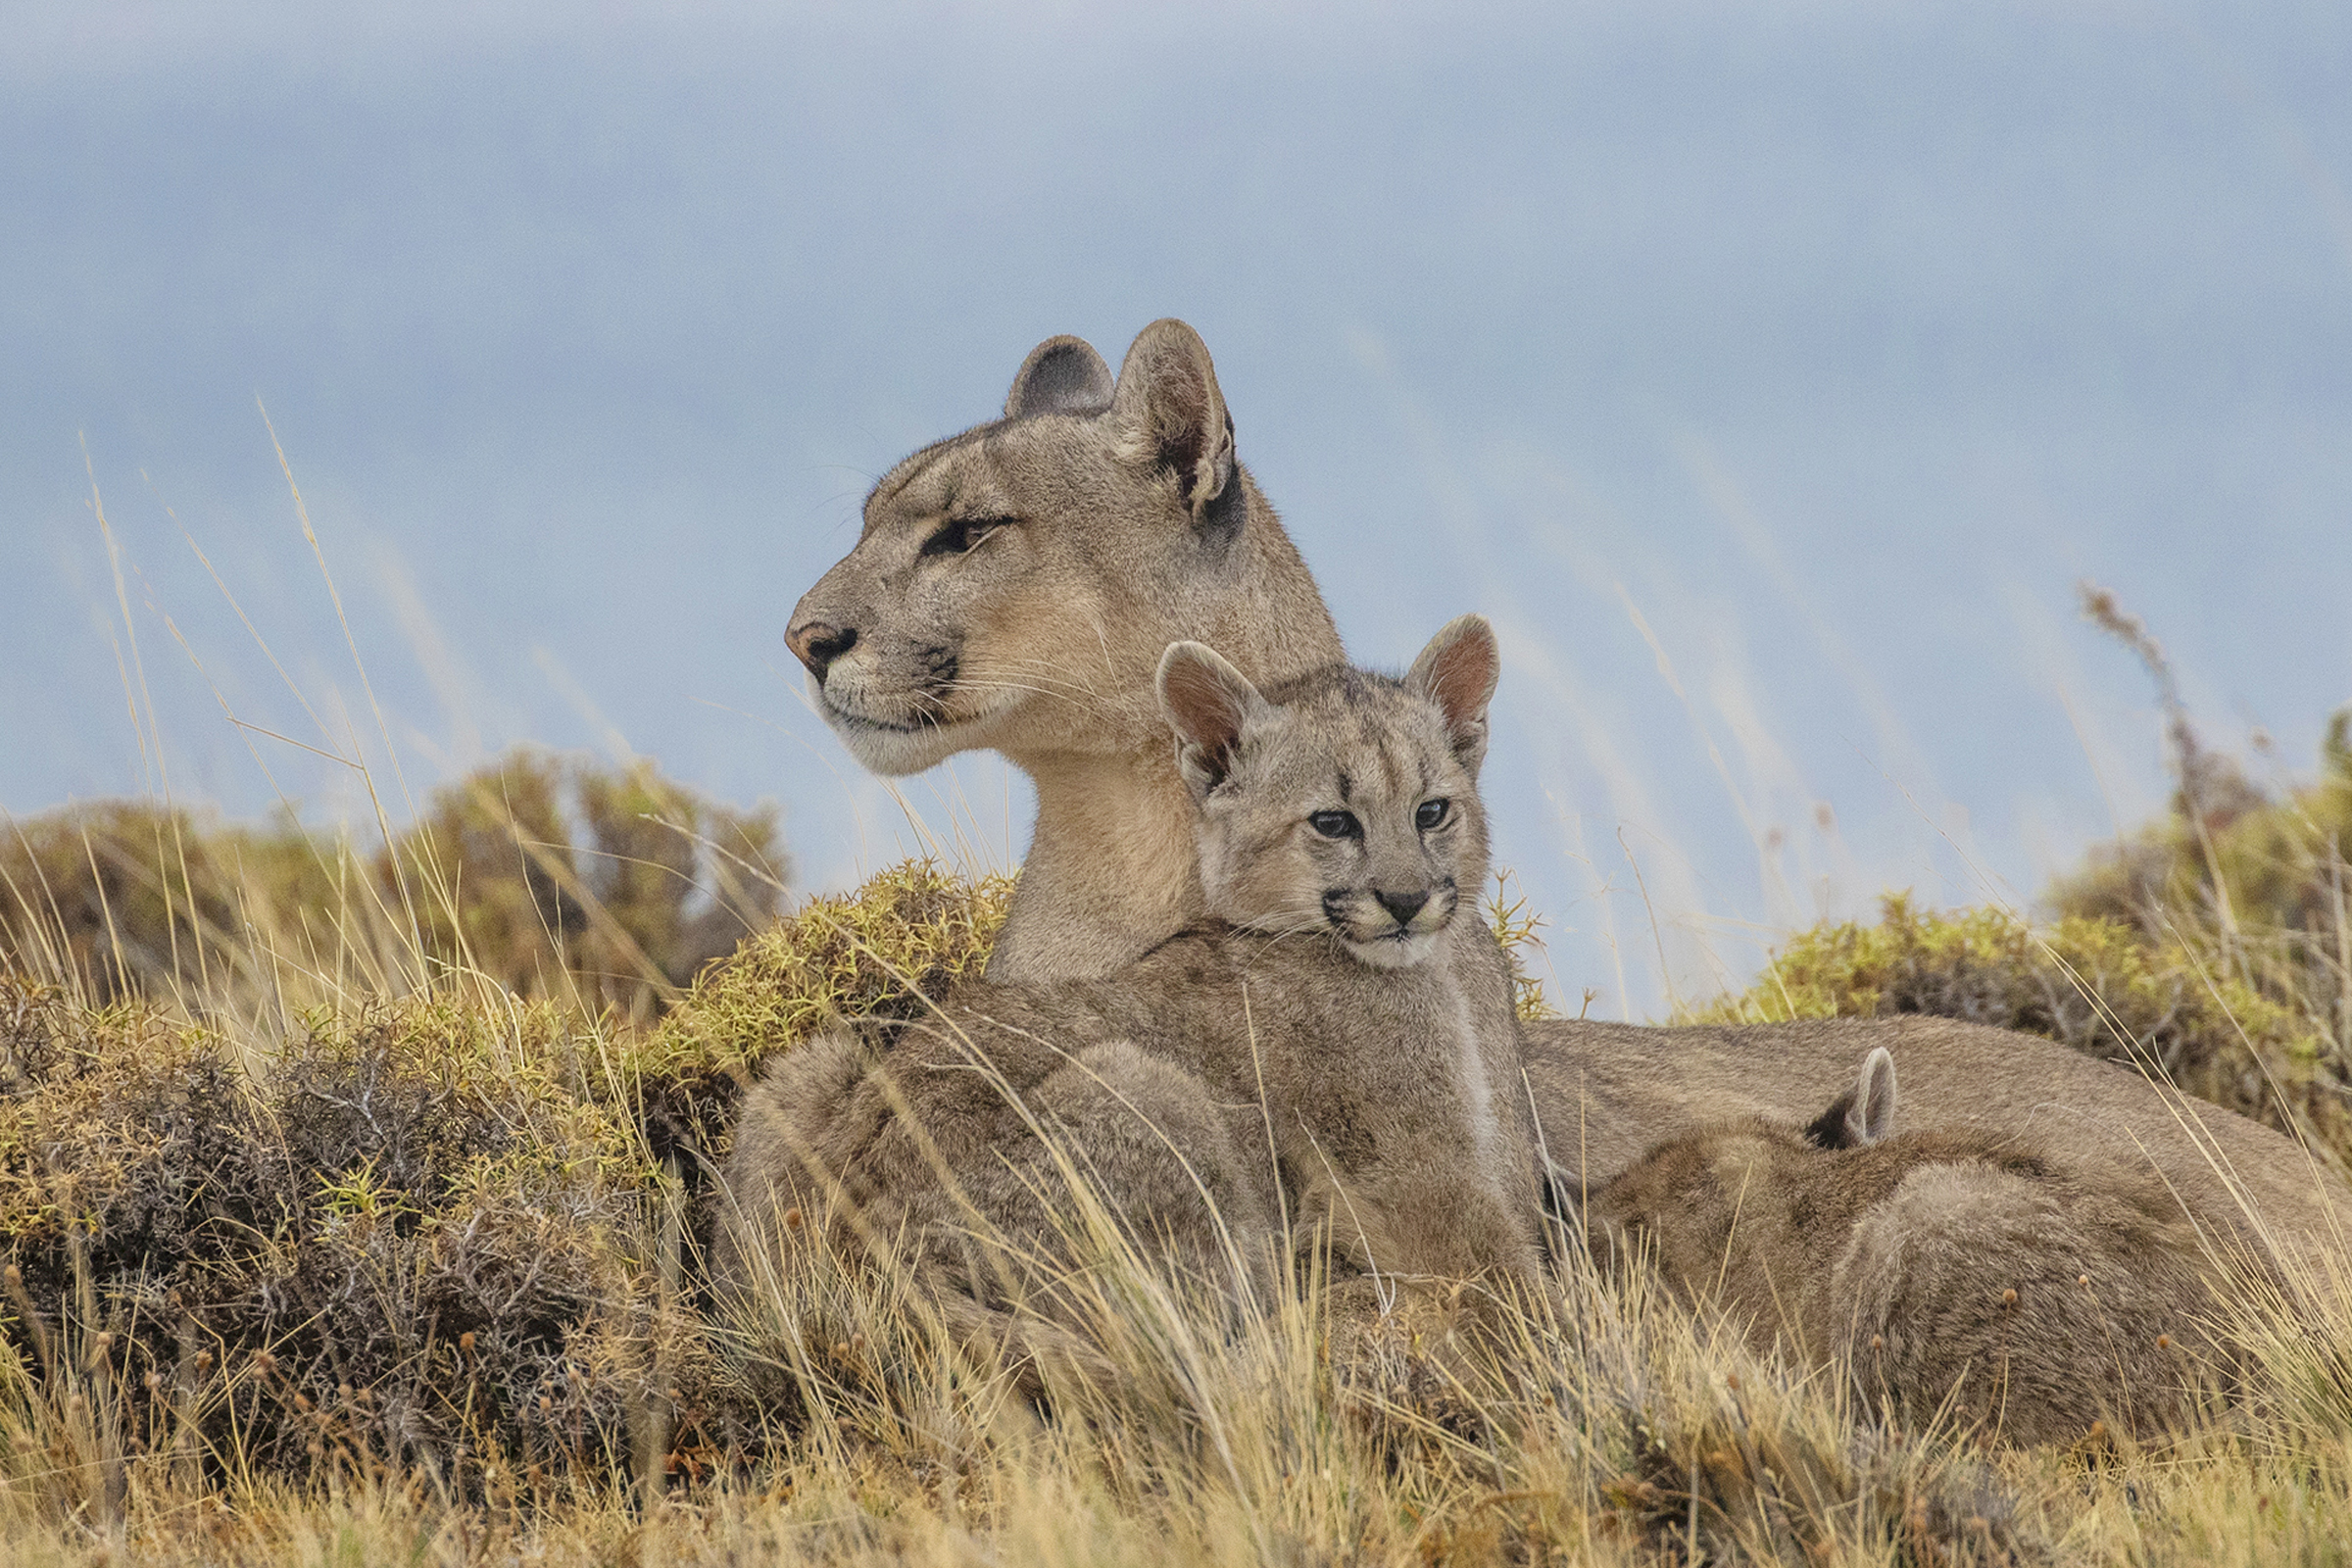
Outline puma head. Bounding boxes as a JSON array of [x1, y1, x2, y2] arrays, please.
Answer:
[[1155, 614, 1499, 969], [788, 319, 1278, 775], [1583, 1048, 1904, 1280]]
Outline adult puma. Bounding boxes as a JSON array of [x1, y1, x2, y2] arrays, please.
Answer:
[[785, 319, 2349, 1261]]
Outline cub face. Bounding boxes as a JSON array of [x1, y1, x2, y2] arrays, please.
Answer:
[[1156, 615, 1499, 970], [787, 323, 1253, 774]]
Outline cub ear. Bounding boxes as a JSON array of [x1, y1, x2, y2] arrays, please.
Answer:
[[1004, 334, 1114, 419], [1156, 640, 1263, 799], [1852, 1047, 1898, 1146], [1404, 614, 1500, 774], [1109, 318, 1235, 518], [1804, 1047, 1898, 1149]]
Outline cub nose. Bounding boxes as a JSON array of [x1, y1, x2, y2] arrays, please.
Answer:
[[788, 620, 858, 680], [1373, 888, 1430, 929]]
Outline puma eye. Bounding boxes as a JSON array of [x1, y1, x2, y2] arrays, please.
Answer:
[[1308, 809, 1361, 840], [918, 514, 1017, 558], [1415, 798, 1450, 831]]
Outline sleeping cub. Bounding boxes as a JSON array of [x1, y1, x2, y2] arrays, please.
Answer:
[[1586, 1047, 2256, 1444]]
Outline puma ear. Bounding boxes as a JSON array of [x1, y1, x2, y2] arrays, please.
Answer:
[[1851, 1047, 1898, 1146], [1807, 1047, 1898, 1149], [1004, 334, 1114, 418], [1404, 614, 1499, 774], [1109, 318, 1235, 518], [1156, 640, 1262, 799]]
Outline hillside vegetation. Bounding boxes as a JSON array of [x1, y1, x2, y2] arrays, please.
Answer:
[[2, 748, 787, 1020], [1, 707, 2349, 1563]]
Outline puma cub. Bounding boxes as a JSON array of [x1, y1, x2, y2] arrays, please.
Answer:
[[1585, 1048, 2249, 1445], [720, 615, 1546, 1359]]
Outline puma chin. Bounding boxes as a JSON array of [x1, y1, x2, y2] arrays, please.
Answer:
[[1322, 883, 1460, 969], [815, 678, 1020, 776]]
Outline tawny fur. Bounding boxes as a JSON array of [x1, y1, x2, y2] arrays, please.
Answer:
[[785, 318, 2351, 1264], [1587, 1050, 2258, 1445], [724, 620, 1546, 1367], [787, 320, 1343, 981]]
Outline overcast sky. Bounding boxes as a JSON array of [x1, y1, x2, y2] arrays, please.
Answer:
[[6, 0, 2349, 1013]]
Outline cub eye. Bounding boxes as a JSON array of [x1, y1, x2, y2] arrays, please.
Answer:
[[919, 514, 1016, 558], [1415, 798, 1450, 831], [1308, 809, 1361, 840]]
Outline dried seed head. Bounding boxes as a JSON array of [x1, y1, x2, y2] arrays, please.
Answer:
[[782, 1206, 805, 1231], [3, 1265, 20, 1290], [194, 1349, 215, 1371], [144, 1371, 163, 1393], [539, 1395, 554, 1415], [251, 1349, 276, 1376], [2001, 1288, 2019, 1308], [2157, 1334, 2173, 1350], [1724, 1372, 1740, 1391], [566, 1364, 584, 1386], [1871, 1334, 1885, 1350], [293, 1392, 313, 1412], [459, 1332, 476, 1355], [338, 1383, 354, 1403], [2079, 1274, 2091, 1288], [90, 1332, 114, 1356]]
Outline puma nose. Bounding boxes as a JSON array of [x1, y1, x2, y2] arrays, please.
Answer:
[[1374, 889, 1429, 929], [788, 620, 858, 680]]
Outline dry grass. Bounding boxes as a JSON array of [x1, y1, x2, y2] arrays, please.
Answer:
[[0, 835, 2346, 1566], [4, 565, 2349, 1563]]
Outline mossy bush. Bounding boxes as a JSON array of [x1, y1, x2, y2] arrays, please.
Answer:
[[0, 859, 1007, 1494], [0, 973, 678, 1489], [2051, 711, 2352, 1067], [392, 749, 788, 1017], [629, 859, 1012, 1184], [0, 748, 788, 1018]]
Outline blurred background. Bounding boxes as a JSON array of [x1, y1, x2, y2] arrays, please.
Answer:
[[6, 0, 2349, 1015]]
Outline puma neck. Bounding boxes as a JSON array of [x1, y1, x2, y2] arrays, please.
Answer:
[[986, 747, 1203, 981]]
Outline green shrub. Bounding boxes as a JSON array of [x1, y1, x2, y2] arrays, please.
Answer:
[[0, 748, 788, 1018], [0, 973, 672, 1489], [631, 858, 1011, 1181], [2051, 713, 2352, 1059], [0, 858, 1003, 1493], [388, 749, 787, 1017]]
